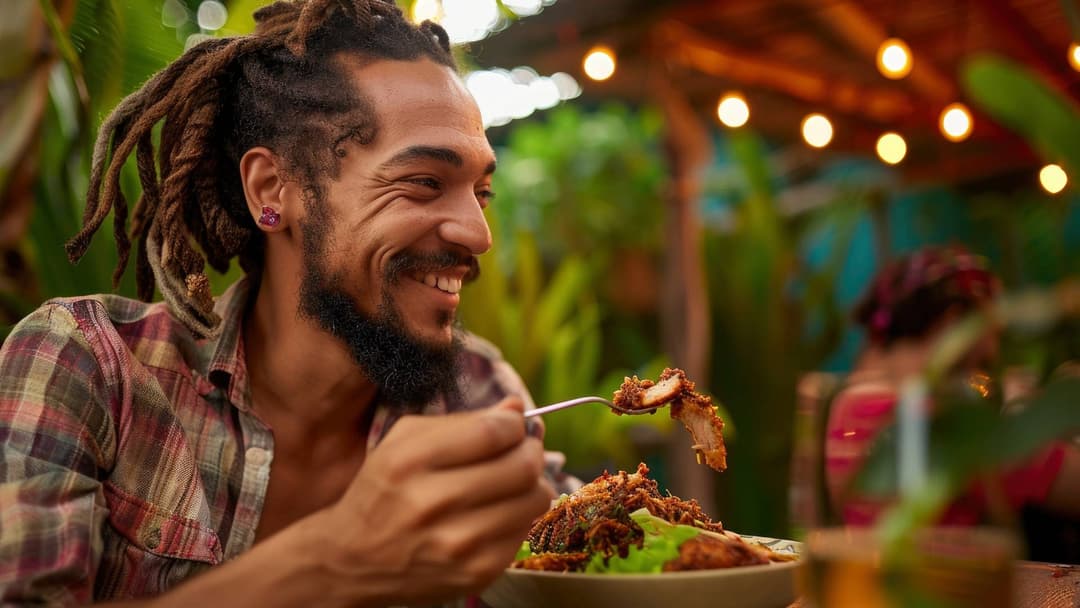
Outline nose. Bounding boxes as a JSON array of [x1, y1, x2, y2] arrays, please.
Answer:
[[437, 192, 493, 255]]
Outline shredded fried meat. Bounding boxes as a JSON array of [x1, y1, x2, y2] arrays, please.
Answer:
[[513, 464, 783, 573], [613, 368, 727, 472], [662, 532, 770, 571]]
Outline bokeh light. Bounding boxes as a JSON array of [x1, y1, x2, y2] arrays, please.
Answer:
[[1069, 42, 1080, 72], [583, 46, 616, 81], [801, 113, 834, 148], [161, 0, 189, 28], [503, 0, 545, 16], [440, 0, 499, 44], [876, 38, 913, 79], [875, 132, 907, 164], [939, 103, 973, 142], [466, 68, 581, 128], [1040, 164, 1068, 194], [411, 0, 442, 23], [716, 93, 750, 128]]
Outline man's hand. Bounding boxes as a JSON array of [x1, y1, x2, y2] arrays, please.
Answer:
[[312, 397, 554, 606]]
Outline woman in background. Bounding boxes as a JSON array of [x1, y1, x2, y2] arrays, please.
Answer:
[[824, 245, 1080, 535]]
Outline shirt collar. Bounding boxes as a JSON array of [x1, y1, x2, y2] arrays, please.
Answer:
[[202, 276, 254, 411]]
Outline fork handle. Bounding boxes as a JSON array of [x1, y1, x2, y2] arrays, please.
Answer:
[[524, 396, 611, 418]]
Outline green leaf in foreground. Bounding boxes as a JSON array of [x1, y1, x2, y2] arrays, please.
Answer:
[[853, 377, 1080, 556], [514, 541, 533, 562], [583, 509, 700, 574]]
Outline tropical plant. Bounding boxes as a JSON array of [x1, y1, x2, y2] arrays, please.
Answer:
[[700, 130, 871, 537], [1, 0, 248, 339], [460, 104, 678, 473]]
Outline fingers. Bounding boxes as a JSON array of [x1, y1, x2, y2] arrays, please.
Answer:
[[423, 436, 546, 513], [380, 397, 527, 470], [423, 476, 556, 586]]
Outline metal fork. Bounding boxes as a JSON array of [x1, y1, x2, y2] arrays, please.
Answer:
[[524, 396, 662, 418]]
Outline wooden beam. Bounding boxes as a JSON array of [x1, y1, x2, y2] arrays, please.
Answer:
[[903, 142, 1042, 184], [655, 77, 716, 514], [971, 0, 1080, 104], [656, 19, 916, 123], [806, 0, 958, 104]]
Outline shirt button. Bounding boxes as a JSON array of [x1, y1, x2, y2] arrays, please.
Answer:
[[246, 446, 270, 467], [143, 527, 161, 549]]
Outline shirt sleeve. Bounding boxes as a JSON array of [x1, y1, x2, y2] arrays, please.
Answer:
[[0, 303, 115, 605], [998, 441, 1068, 509]]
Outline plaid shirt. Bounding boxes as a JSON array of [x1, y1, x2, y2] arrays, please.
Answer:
[[0, 277, 572, 605]]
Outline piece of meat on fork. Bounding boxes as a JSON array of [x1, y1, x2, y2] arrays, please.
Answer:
[[612, 368, 728, 472]]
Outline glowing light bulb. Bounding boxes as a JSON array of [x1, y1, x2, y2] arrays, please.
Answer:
[[1069, 43, 1080, 72], [411, 0, 442, 23], [717, 93, 749, 128], [876, 132, 907, 165], [801, 113, 833, 148], [583, 46, 616, 81], [1040, 164, 1068, 194], [876, 38, 913, 79], [939, 103, 973, 142]]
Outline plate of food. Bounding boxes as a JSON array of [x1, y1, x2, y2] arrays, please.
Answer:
[[482, 369, 802, 608]]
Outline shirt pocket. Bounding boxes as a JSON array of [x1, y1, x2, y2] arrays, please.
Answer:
[[103, 481, 222, 564]]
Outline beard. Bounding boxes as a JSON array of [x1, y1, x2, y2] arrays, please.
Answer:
[[296, 203, 478, 412]]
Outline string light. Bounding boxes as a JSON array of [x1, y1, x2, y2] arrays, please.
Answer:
[[801, 113, 834, 148], [1069, 43, 1080, 72], [876, 38, 913, 79], [875, 132, 907, 164], [583, 46, 616, 81], [939, 102, 973, 142], [411, 0, 442, 23], [1040, 164, 1068, 194], [716, 93, 749, 128]]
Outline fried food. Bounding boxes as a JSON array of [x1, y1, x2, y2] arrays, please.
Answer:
[[613, 368, 727, 472], [514, 464, 784, 573]]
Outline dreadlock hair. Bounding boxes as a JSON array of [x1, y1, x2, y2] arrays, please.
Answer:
[[65, 0, 456, 338]]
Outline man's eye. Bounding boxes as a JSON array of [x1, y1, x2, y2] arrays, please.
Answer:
[[477, 190, 496, 206], [406, 177, 441, 190]]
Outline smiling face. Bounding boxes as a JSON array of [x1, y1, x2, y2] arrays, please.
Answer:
[[293, 57, 495, 406], [319, 57, 494, 341]]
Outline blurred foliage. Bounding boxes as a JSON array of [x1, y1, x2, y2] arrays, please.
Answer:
[[962, 54, 1080, 178], [2, 0, 243, 339], [837, 56, 1080, 589], [702, 131, 869, 537], [962, 53, 1080, 379], [486, 105, 667, 264], [460, 104, 677, 471]]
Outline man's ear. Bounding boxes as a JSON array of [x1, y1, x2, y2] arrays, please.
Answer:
[[240, 147, 290, 231]]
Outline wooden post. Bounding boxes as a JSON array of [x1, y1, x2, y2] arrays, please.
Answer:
[[656, 77, 716, 513]]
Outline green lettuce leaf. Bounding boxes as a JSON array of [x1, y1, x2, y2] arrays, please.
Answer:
[[583, 508, 700, 574], [514, 541, 533, 561]]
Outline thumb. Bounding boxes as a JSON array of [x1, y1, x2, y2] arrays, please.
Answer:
[[492, 395, 526, 414]]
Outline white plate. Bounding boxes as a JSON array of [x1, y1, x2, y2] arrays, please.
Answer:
[[480, 535, 801, 608]]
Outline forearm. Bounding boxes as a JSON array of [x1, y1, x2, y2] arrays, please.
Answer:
[[101, 517, 358, 608]]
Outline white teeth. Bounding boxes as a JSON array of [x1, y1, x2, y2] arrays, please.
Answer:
[[420, 273, 462, 294]]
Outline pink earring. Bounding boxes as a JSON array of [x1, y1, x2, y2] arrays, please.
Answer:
[[258, 206, 280, 227]]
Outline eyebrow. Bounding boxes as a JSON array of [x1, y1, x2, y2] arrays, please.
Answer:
[[379, 145, 497, 175]]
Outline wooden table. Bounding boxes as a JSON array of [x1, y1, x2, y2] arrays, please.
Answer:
[[1013, 562, 1080, 608], [787, 562, 1079, 608]]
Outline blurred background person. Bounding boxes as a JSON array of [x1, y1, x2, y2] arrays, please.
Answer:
[[824, 245, 1080, 552]]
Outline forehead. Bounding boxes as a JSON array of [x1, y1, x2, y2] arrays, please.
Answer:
[[341, 57, 492, 161]]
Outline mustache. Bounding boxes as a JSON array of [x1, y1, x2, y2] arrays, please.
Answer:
[[385, 250, 481, 285]]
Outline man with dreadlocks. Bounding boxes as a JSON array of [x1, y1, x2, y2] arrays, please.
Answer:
[[0, 1, 563, 605]]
